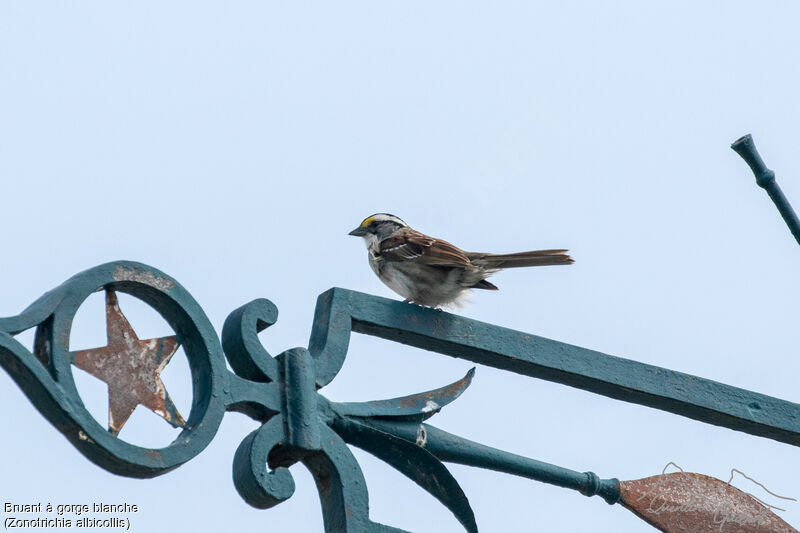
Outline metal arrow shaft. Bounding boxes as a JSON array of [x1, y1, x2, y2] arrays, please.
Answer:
[[340, 417, 621, 505]]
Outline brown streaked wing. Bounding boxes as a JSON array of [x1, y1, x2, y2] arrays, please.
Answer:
[[379, 229, 472, 268]]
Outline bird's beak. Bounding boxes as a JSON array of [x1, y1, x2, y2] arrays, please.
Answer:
[[348, 226, 367, 237]]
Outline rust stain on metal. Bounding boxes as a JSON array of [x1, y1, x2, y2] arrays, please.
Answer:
[[33, 336, 50, 368], [620, 471, 798, 533], [73, 290, 185, 436], [397, 370, 472, 410], [112, 266, 175, 291], [439, 374, 471, 397], [395, 394, 440, 411], [396, 396, 419, 409], [145, 449, 164, 461]]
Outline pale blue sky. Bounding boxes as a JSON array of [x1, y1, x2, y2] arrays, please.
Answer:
[[2, 2, 800, 532]]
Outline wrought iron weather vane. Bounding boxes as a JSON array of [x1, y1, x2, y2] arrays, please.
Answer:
[[0, 136, 798, 532]]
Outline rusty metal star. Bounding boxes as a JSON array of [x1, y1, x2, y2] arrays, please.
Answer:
[[73, 290, 186, 436]]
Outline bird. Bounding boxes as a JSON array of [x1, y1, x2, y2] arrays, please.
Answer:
[[348, 213, 573, 308]]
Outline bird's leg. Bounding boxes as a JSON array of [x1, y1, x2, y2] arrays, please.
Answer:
[[403, 298, 412, 304]]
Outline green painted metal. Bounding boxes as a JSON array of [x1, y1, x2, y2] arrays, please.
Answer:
[[313, 288, 800, 447], [335, 418, 620, 505], [732, 134, 800, 245], [0, 263, 228, 478], [2, 260, 800, 532]]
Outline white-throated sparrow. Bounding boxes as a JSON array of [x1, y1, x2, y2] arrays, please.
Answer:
[[349, 213, 573, 307]]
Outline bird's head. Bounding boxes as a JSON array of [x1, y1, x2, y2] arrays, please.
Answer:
[[349, 213, 407, 247]]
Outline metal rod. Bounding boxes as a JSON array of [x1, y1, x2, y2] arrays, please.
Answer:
[[731, 134, 800, 246], [329, 288, 800, 447], [354, 418, 621, 505]]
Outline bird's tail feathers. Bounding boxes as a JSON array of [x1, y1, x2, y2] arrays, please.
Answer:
[[469, 249, 574, 269]]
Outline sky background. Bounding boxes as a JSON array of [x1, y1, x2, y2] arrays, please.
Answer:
[[2, 2, 800, 532]]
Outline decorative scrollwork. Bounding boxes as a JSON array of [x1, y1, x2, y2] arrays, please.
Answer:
[[0, 262, 228, 478], [222, 295, 481, 531], [3, 260, 799, 532], [0, 261, 484, 531]]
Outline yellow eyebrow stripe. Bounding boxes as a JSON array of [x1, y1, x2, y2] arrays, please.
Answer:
[[361, 216, 375, 227]]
